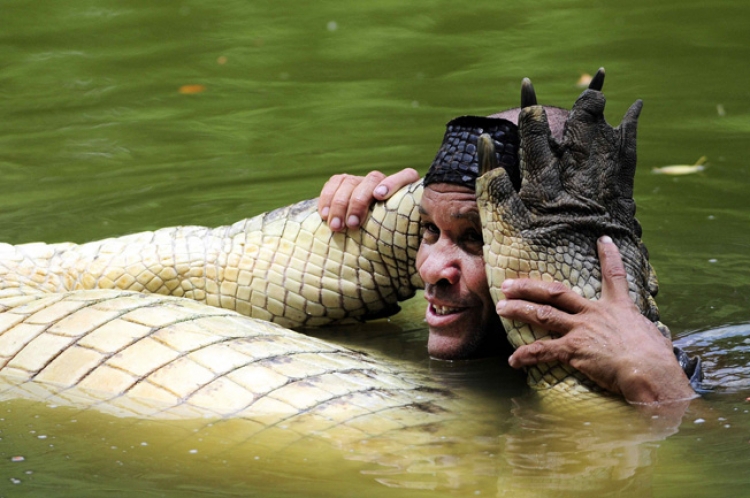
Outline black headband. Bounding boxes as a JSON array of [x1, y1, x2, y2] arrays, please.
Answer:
[[424, 116, 520, 191]]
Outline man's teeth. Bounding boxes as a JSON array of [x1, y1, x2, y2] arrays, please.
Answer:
[[433, 305, 460, 315]]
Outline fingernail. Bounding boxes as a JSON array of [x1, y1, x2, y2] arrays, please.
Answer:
[[600, 235, 613, 244], [330, 217, 342, 231], [501, 279, 515, 292], [321, 207, 329, 218], [374, 185, 388, 197], [496, 300, 507, 312], [347, 215, 360, 228], [508, 354, 519, 369]]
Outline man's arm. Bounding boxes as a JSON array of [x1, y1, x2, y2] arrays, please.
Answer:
[[318, 168, 420, 231], [497, 235, 697, 405]]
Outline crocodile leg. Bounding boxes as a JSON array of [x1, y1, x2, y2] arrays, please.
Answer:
[[476, 77, 656, 406]]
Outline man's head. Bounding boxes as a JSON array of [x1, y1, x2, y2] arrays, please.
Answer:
[[417, 106, 568, 360]]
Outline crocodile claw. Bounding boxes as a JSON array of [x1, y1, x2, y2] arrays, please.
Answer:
[[588, 67, 605, 91], [521, 78, 537, 108], [477, 133, 498, 176]]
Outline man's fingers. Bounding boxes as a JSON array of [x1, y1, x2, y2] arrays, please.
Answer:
[[496, 295, 576, 336], [597, 236, 631, 301], [318, 174, 373, 231], [342, 171, 387, 229], [318, 174, 351, 219], [499, 278, 586, 315], [508, 339, 569, 369], [372, 168, 420, 200], [317, 169, 419, 232], [345, 169, 420, 229]]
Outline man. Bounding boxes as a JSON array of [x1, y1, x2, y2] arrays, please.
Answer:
[[317, 83, 699, 406]]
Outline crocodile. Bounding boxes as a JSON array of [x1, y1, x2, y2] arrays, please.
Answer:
[[0, 73, 668, 423]]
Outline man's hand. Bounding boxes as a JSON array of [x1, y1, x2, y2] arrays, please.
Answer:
[[498, 236, 696, 405], [318, 168, 420, 231]]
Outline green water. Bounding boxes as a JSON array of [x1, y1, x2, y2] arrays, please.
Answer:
[[1, 0, 750, 496]]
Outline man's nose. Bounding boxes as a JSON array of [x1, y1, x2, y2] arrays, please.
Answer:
[[419, 243, 460, 286]]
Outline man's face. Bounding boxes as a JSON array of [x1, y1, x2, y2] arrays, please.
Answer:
[[416, 183, 504, 360]]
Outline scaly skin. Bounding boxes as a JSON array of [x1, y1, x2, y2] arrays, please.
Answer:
[[0, 182, 459, 430], [0, 183, 424, 329], [476, 84, 659, 406], [0, 287, 455, 427], [0, 75, 660, 415], [0, 74, 683, 496], [0, 288, 671, 495]]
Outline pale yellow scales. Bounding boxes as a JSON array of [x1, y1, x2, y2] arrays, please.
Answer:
[[0, 183, 475, 427], [476, 93, 659, 410], [0, 164, 638, 421], [0, 184, 424, 329]]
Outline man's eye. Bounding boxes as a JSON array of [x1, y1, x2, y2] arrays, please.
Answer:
[[420, 222, 439, 240]]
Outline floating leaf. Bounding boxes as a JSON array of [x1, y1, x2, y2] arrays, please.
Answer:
[[652, 156, 707, 175], [178, 84, 206, 94], [576, 73, 593, 88]]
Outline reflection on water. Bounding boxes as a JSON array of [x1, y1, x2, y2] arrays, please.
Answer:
[[7, 364, 744, 497], [2, 0, 750, 496], [498, 403, 672, 497], [3, 320, 748, 497], [0, 384, 690, 497]]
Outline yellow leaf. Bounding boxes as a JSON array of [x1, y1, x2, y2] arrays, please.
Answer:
[[178, 84, 207, 95]]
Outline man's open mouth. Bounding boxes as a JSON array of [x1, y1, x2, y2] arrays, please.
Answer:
[[432, 305, 461, 316]]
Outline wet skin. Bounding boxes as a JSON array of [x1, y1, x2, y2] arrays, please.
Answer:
[[416, 183, 507, 360]]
